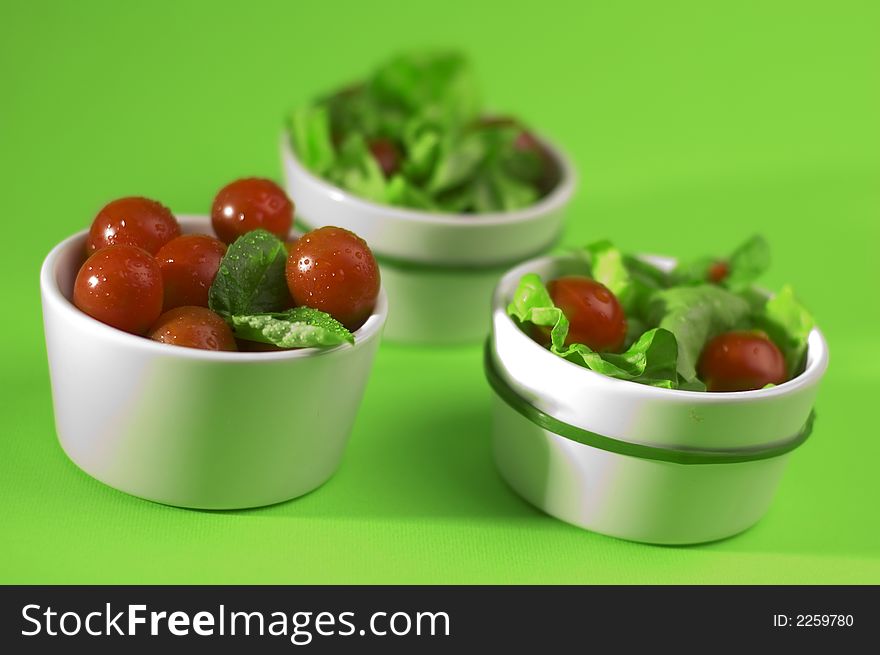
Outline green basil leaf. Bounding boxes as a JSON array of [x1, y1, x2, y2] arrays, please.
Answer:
[[208, 230, 289, 317], [231, 307, 355, 349]]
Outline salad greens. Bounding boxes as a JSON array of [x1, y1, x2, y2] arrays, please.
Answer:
[[508, 273, 679, 388], [208, 230, 354, 349], [646, 285, 751, 383], [507, 237, 815, 390], [671, 235, 770, 290], [758, 284, 815, 377], [287, 51, 560, 213]]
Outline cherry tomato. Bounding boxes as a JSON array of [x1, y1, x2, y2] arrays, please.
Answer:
[[708, 260, 729, 284], [147, 306, 237, 351], [73, 245, 164, 335], [514, 129, 541, 153], [367, 138, 401, 178], [86, 197, 180, 255], [514, 129, 560, 194], [697, 331, 787, 392], [286, 226, 380, 331], [540, 276, 627, 352], [284, 237, 300, 255], [211, 178, 294, 244], [156, 234, 226, 310]]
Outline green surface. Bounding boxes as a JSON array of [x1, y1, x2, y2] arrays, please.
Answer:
[[2, 0, 878, 583]]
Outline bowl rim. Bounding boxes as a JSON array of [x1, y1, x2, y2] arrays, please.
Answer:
[[40, 214, 388, 363], [281, 129, 578, 227], [492, 253, 829, 402]]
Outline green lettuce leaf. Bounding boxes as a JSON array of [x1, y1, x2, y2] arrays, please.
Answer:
[[507, 273, 679, 388], [573, 242, 669, 320], [426, 133, 487, 194], [506, 273, 569, 348], [486, 168, 539, 211], [287, 105, 336, 175], [400, 121, 441, 182], [672, 235, 770, 288], [579, 240, 641, 316], [671, 256, 715, 287], [231, 307, 354, 349], [208, 230, 290, 317], [756, 284, 815, 377], [385, 175, 439, 210], [623, 255, 672, 290], [555, 328, 679, 388], [288, 51, 557, 214], [646, 284, 751, 382], [368, 51, 480, 127], [726, 235, 770, 290], [586, 240, 630, 298], [328, 133, 387, 203]]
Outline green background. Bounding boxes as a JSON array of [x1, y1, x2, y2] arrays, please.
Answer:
[[2, 0, 878, 583]]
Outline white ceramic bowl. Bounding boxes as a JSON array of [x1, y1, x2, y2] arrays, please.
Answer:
[[281, 132, 576, 344], [488, 255, 828, 544], [40, 216, 387, 509]]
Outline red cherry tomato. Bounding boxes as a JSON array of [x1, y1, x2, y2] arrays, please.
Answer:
[[86, 197, 180, 255], [284, 237, 300, 255], [697, 331, 787, 392], [211, 178, 294, 244], [73, 245, 164, 334], [708, 260, 730, 284], [514, 129, 541, 153], [156, 234, 226, 310], [147, 306, 237, 351], [367, 138, 401, 178], [286, 226, 380, 331], [541, 276, 627, 352]]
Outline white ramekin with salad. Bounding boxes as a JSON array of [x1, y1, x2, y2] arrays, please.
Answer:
[[40, 180, 386, 509], [487, 237, 828, 544], [282, 50, 575, 344]]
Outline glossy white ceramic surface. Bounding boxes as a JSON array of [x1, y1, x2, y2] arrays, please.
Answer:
[[41, 216, 387, 509], [281, 132, 575, 343], [488, 253, 827, 543]]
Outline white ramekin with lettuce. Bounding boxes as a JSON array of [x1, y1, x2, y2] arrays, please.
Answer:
[[487, 237, 828, 544], [281, 51, 575, 344]]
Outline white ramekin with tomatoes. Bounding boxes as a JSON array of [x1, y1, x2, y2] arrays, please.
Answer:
[[41, 180, 386, 509]]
